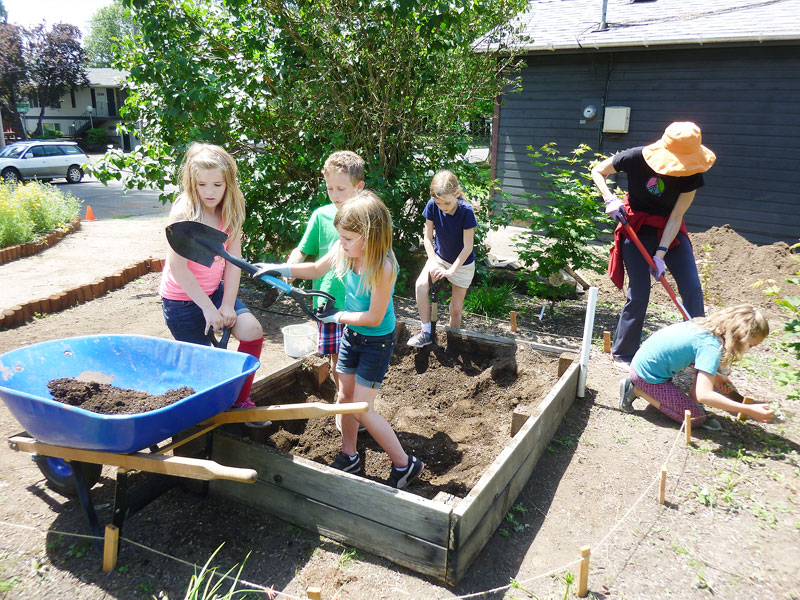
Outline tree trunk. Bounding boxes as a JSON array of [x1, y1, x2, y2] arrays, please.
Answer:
[[34, 107, 46, 137]]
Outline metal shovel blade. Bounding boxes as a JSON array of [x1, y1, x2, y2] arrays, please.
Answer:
[[166, 221, 257, 275]]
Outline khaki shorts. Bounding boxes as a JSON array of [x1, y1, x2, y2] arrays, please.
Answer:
[[426, 255, 475, 289]]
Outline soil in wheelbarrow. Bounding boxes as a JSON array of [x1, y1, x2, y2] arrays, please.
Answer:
[[47, 378, 195, 415], [253, 328, 561, 499]]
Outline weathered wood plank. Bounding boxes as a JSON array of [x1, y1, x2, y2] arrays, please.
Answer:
[[250, 359, 301, 400], [452, 363, 580, 549], [448, 363, 579, 582], [212, 475, 448, 580], [446, 326, 575, 355], [210, 433, 452, 546]]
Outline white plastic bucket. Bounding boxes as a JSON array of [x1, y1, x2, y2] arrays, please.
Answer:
[[281, 324, 318, 358]]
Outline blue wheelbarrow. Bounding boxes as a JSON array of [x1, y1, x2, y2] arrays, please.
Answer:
[[1, 335, 366, 539]]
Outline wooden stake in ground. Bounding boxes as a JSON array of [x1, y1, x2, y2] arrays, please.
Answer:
[[736, 396, 754, 421], [510, 310, 517, 332], [603, 331, 611, 353], [306, 586, 322, 600], [685, 410, 692, 445], [659, 467, 667, 505], [102, 524, 119, 572], [577, 545, 591, 597]]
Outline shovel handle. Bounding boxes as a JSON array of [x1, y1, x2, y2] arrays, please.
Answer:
[[619, 219, 691, 321], [207, 326, 232, 349]]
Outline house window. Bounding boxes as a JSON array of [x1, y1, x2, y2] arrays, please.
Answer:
[[43, 123, 62, 134], [90, 89, 97, 109], [29, 93, 40, 108], [70, 89, 76, 109]]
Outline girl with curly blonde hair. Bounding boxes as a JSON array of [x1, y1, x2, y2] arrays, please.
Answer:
[[620, 304, 774, 430]]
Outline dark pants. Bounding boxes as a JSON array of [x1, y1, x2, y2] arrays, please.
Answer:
[[612, 227, 704, 362]]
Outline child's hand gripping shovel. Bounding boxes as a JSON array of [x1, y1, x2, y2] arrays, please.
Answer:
[[165, 221, 336, 321], [616, 213, 691, 322]]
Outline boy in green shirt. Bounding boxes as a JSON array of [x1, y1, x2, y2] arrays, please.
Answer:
[[288, 151, 365, 399]]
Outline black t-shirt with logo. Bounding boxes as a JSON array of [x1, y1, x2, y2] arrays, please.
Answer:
[[611, 147, 704, 217]]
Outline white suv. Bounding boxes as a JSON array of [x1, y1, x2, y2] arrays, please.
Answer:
[[0, 141, 90, 184]]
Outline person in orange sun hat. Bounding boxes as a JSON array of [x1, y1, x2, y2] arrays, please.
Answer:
[[591, 122, 716, 372]]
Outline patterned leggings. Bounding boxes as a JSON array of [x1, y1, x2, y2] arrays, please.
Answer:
[[629, 370, 707, 426]]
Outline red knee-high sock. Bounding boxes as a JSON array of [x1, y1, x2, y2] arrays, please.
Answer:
[[235, 337, 263, 404]]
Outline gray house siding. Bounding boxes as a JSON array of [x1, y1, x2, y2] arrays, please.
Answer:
[[497, 45, 800, 245]]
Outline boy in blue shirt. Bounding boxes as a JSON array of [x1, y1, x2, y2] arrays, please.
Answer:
[[408, 170, 477, 347]]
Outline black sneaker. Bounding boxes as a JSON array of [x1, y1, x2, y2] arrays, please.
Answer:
[[330, 451, 361, 473], [619, 377, 635, 413], [388, 455, 424, 489]]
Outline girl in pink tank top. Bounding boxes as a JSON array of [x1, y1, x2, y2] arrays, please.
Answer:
[[160, 143, 263, 408]]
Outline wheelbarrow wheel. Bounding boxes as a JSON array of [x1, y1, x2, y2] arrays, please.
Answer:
[[33, 456, 102, 497]]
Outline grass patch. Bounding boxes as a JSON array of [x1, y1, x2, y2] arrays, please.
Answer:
[[463, 280, 515, 318]]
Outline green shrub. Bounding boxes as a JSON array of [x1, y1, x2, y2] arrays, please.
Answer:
[[0, 182, 81, 248], [87, 128, 109, 145], [463, 280, 516, 318], [33, 130, 62, 140], [512, 143, 612, 298]]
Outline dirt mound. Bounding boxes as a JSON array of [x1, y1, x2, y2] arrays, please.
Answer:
[[692, 225, 799, 312], [47, 377, 194, 415]]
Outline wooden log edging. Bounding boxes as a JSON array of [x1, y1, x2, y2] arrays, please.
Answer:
[[0, 256, 165, 331], [0, 218, 82, 267]]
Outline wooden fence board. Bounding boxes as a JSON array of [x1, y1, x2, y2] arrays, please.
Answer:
[[211, 433, 452, 546]]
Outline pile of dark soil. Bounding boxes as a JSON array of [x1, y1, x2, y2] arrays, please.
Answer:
[[256, 328, 560, 499], [47, 378, 195, 415]]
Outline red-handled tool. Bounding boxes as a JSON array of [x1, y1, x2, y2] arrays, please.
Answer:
[[617, 214, 691, 321]]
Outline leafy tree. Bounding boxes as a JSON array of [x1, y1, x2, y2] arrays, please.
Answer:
[[0, 23, 27, 138], [85, 0, 135, 68], [25, 23, 89, 136], [92, 0, 527, 281], [0, 0, 7, 24]]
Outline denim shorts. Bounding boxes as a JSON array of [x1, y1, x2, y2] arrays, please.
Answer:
[[335, 327, 396, 389], [161, 283, 250, 346]]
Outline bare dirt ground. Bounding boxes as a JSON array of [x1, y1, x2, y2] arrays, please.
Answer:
[[0, 221, 798, 600]]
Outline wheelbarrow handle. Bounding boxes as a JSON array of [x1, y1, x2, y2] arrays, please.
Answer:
[[617, 214, 691, 321]]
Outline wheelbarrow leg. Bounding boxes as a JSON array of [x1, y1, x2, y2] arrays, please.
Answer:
[[71, 464, 103, 550], [112, 469, 180, 534]]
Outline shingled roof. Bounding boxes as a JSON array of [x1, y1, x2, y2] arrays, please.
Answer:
[[86, 68, 129, 88], [489, 0, 800, 53]]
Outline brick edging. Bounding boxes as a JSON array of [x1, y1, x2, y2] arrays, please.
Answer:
[[0, 256, 165, 330], [0, 218, 83, 266]]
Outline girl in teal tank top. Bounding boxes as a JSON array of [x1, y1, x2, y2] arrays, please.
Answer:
[[254, 191, 424, 489]]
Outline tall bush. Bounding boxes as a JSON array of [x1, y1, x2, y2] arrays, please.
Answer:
[[512, 143, 612, 297], [90, 0, 528, 275]]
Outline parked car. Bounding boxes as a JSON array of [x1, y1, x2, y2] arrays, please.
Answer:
[[0, 140, 90, 184]]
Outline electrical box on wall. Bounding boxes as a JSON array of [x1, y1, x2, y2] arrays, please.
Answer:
[[603, 106, 631, 133], [579, 97, 603, 128]]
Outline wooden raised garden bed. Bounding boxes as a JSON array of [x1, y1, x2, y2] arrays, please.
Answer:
[[201, 323, 584, 584]]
